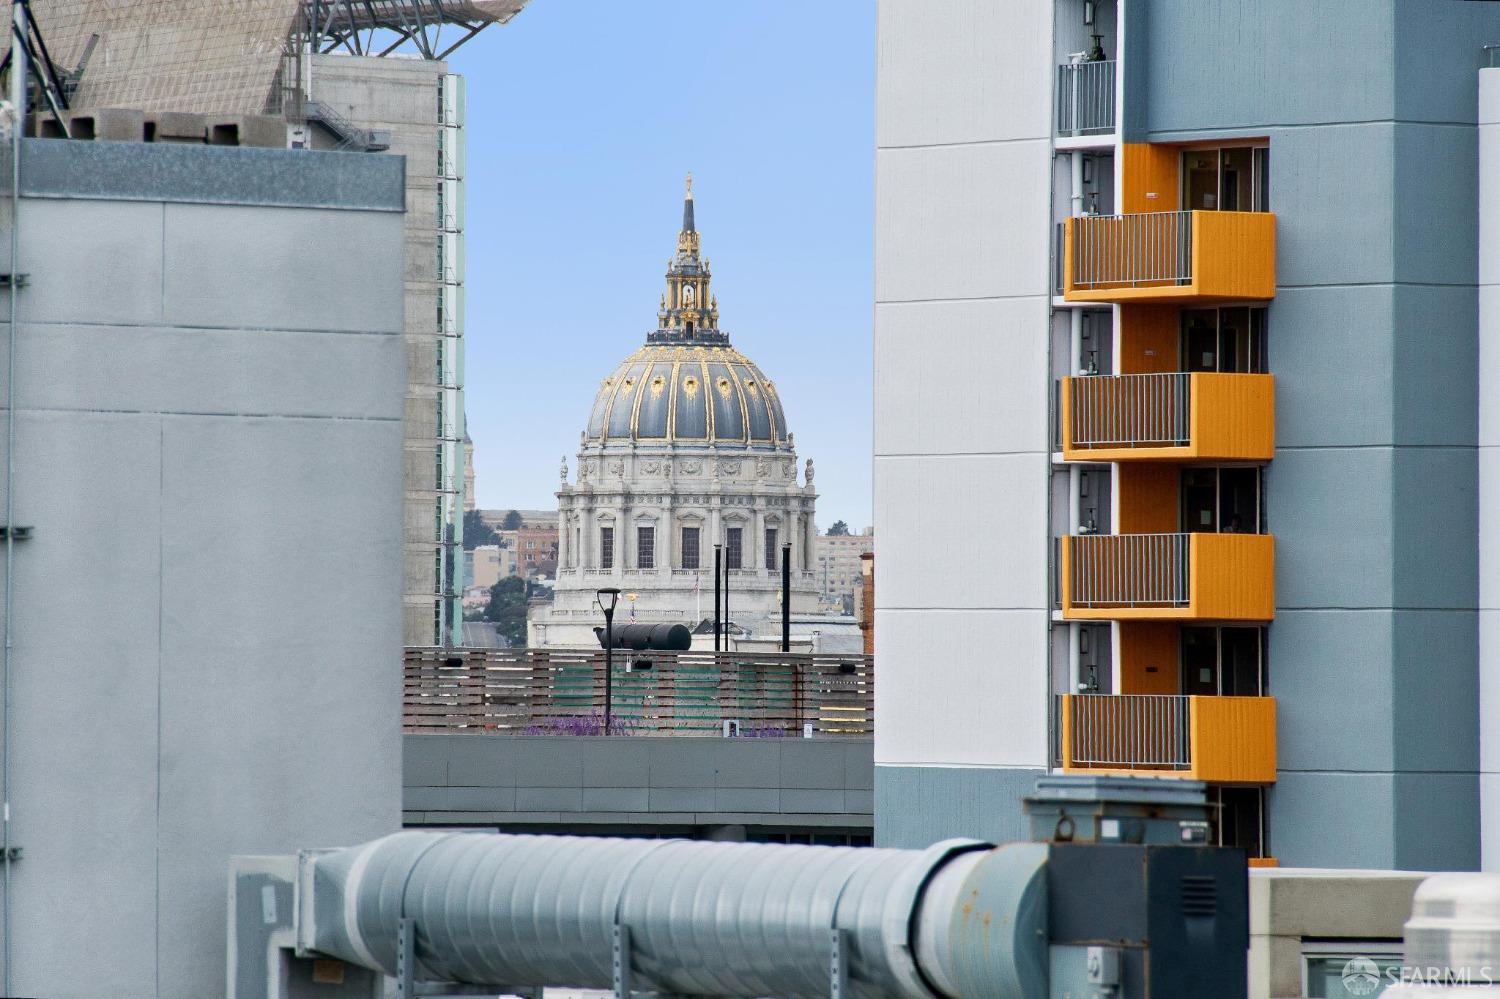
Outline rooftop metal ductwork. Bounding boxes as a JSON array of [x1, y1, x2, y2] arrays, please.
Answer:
[[231, 778, 1247, 998], [294, 831, 1050, 998]]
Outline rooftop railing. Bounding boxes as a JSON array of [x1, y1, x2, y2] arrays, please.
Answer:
[[405, 647, 873, 737], [1056, 60, 1116, 136]]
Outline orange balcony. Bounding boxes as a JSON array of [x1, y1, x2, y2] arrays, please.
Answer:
[[1059, 532, 1274, 621], [1058, 693, 1277, 784], [1062, 210, 1275, 303], [1060, 372, 1274, 462]]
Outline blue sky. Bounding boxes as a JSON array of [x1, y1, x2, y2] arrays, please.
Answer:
[[454, 0, 875, 530]]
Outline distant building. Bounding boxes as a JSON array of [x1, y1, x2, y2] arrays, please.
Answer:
[[463, 433, 477, 512], [469, 544, 505, 590], [515, 525, 559, 579], [857, 552, 874, 655], [479, 508, 557, 531], [532, 181, 824, 647], [815, 531, 874, 615]]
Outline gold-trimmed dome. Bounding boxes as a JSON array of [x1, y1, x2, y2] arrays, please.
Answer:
[[583, 344, 787, 448]]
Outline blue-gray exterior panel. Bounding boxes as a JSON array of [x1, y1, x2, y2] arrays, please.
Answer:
[[1392, 284, 1478, 447], [1270, 286, 1396, 448], [1391, 610, 1479, 774], [405, 736, 875, 829], [1269, 772, 1397, 869], [1393, 447, 1478, 610], [875, 765, 1039, 848], [1270, 609, 1396, 773], [1269, 448, 1394, 609], [1392, 771, 1480, 871], [1130, 1, 1396, 136]]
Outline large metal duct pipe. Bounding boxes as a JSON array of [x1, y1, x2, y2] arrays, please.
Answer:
[[297, 831, 1048, 998]]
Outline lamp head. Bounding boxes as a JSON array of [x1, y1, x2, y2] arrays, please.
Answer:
[[596, 587, 621, 613]]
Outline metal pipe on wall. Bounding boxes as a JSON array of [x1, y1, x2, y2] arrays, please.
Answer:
[[2, 5, 24, 989], [298, 831, 1049, 998]]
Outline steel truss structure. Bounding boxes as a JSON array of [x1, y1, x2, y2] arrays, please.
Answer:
[[299, 0, 526, 60]]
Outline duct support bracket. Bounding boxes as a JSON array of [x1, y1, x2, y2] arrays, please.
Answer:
[[396, 917, 416, 999], [0, 274, 26, 289], [0, 526, 31, 541], [830, 928, 849, 997], [613, 922, 632, 998]]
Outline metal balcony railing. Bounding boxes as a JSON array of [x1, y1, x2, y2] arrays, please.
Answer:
[[1069, 533, 1189, 608], [1069, 373, 1190, 448], [1072, 211, 1193, 290], [1060, 694, 1191, 770], [1056, 60, 1116, 136]]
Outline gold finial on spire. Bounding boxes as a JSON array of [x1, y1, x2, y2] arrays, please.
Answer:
[[685, 172, 693, 199]]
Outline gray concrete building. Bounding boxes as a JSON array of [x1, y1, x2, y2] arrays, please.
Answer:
[[875, 0, 1500, 870], [0, 138, 406, 996], [30, 0, 532, 648]]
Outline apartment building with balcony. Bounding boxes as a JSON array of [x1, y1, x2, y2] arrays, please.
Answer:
[[875, 0, 1498, 870]]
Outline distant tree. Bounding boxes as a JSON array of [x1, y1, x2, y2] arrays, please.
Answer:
[[501, 509, 524, 531], [827, 520, 851, 536], [463, 509, 498, 550], [484, 576, 530, 646]]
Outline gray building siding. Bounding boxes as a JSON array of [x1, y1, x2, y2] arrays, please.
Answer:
[[1128, 0, 1499, 869], [0, 140, 406, 997], [405, 735, 875, 833], [874, 764, 1040, 848]]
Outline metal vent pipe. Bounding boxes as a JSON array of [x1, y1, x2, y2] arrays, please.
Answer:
[[297, 831, 1048, 998]]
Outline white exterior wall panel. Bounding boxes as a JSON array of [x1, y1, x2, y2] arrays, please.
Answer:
[[873, 0, 1054, 816], [1479, 68, 1500, 869]]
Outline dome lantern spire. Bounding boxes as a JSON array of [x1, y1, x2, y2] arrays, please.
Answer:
[[652, 173, 725, 345]]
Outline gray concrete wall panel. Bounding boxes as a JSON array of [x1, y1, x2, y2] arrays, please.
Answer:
[[1270, 610, 1396, 773], [1269, 448, 1396, 610], [1270, 772, 1397, 869], [164, 204, 406, 334], [1133, 1, 1397, 134], [403, 735, 874, 830], [1271, 286, 1397, 449], [1393, 447, 1478, 609], [0, 142, 405, 996], [876, 0, 1049, 148], [1391, 610, 1478, 774], [1393, 284, 1478, 448], [10, 138, 406, 213], [874, 764, 1038, 848]]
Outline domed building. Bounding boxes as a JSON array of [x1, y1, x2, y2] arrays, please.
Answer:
[[530, 179, 830, 648]]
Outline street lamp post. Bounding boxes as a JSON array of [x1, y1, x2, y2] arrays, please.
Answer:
[[596, 587, 621, 735]]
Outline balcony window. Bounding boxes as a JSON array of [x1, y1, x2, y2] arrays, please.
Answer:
[[1182, 306, 1267, 373], [1183, 145, 1269, 213], [1181, 466, 1263, 535], [637, 526, 655, 570], [600, 527, 614, 570], [681, 526, 700, 569]]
